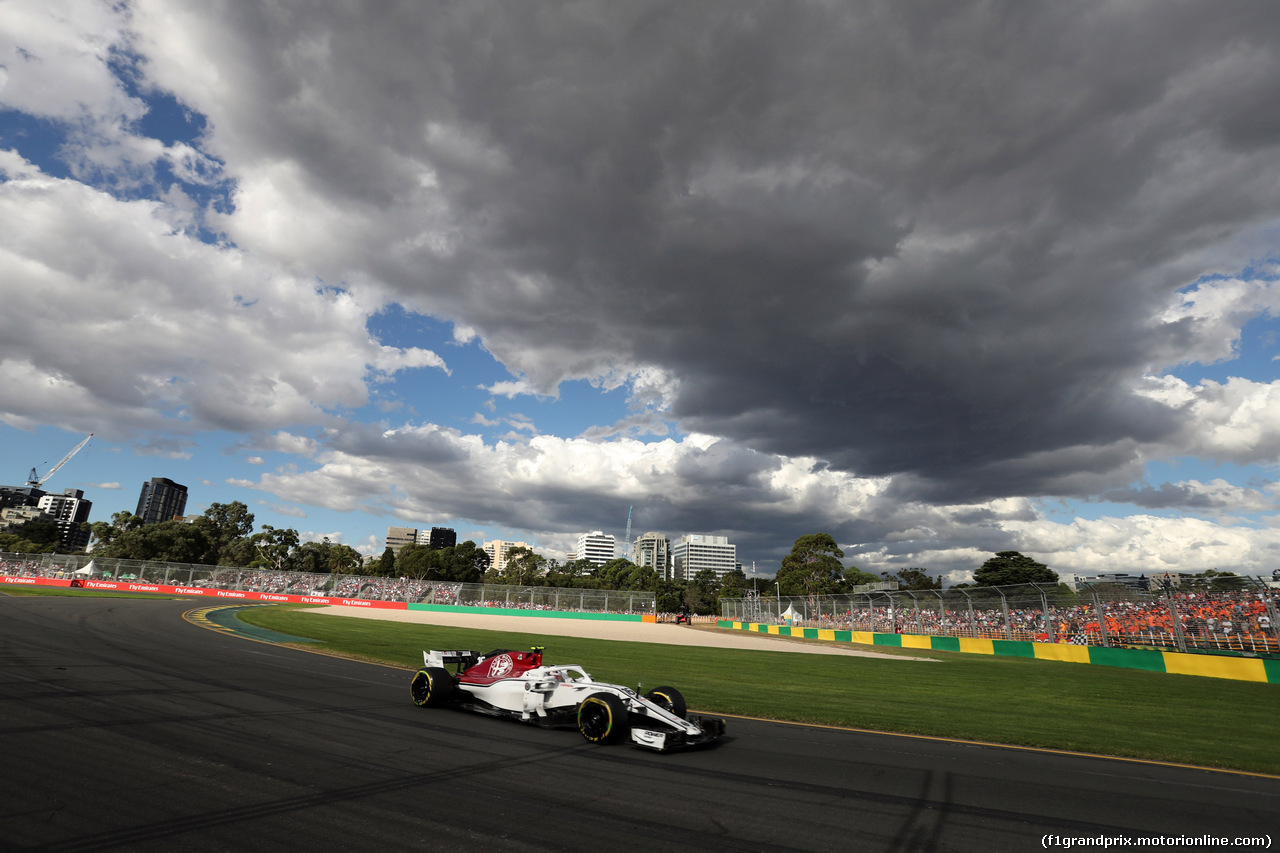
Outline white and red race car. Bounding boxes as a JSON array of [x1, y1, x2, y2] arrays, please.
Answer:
[[410, 646, 725, 752]]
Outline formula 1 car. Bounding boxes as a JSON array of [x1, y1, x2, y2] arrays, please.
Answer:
[[410, 646, 725, 752]]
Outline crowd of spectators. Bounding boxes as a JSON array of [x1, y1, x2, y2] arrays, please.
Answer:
[[773, 587, 1279, 653], [0, 556, 652, 614]]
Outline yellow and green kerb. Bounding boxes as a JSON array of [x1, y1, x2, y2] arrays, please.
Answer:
[[718, 621, 1280, 684]]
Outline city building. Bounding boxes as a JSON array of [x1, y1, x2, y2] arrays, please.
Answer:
[[575, 530, 617, 566], [385, 526, 419, 555], [135, 477, 188, 525], [386, 525, 458, 556], [428, 527, 457, 550], [632, 531, 672, 579], [671, 533, 737, 582], [0, 505, 47, 527], [1077, 572, 1150, 591], [37, 488, 92, 551], [483, 540, 532, 576], [0, 485, 46, 511]]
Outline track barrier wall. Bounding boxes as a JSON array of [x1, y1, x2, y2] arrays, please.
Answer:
[[0, 552, 656, 622], [717, 620, 1280, 684]]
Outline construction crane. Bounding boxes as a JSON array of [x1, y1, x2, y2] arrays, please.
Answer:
[[26, 433, 93, 488], [624, 505, 633, 556]]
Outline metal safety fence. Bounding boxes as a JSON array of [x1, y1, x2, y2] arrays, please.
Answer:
[[0, 551, 655, 614], [721, 577, 1280, 655]]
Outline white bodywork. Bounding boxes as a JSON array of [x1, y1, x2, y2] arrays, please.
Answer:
[[422, 650, 714, 752]]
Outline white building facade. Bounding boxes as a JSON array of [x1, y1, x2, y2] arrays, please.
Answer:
[[671, 533, 737, 582], [575, 530, 617, 566]]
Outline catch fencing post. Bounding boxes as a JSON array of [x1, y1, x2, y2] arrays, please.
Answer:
[[1092, 590, 1110, 647], [1166, 587, 1187, 652], [1034, 584, 1054, 643], [997, 588, 1012, 640]]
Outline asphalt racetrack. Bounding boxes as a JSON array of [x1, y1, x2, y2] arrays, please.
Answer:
[[2, 596, 1276, 852]]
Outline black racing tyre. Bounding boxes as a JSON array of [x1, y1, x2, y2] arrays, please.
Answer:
[[410, 667, 454, 707], [644, 685, 687, 719], [577, 692, 630, 744]]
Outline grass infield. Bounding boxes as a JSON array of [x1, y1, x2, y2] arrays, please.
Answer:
[[238, 605, 1279, 775]]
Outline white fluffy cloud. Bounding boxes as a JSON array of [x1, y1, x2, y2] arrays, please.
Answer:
[[1138, 375, 1280, 464], [0, 154, 446, 439]]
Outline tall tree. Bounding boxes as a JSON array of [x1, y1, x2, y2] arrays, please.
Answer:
[[193, 501, 255, 565], [883, 568, 942, 590], [0, 521, 63, 554], [327, 542, 363, 573], [776, 533, 847, 596], [487, 545, 546, 585], [684, 568, 722, 615], [844, 566, 881, 587], [440, 541, 489, 583], [718, 567, 750, 600], [596, 558, 638, 590], [90, 511, 142, 551], [654, 579, 687, 613], [249, 525, 300, 570], [973, 551, 1057, 586], [393, 543, 436, 578], [99, 520, 213, 563]]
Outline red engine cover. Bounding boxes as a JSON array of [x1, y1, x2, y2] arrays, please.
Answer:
[[459, 649, 544, 686]]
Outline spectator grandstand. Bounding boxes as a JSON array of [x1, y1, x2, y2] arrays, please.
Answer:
[[722, 578, 1280, 655], [0, 552, 654, 615]]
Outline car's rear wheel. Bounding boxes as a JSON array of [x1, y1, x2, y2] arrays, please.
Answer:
[[410, 667, 454, 707], [577, 692, 629, 744], [644, 685, 687, 719]]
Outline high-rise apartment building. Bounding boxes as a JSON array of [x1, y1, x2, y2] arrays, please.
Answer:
[[670, 533, 737, 582], [575, 530, 617, 566], [37, 488, 92, 551], [632, 531, 672, 579], [135, 477, 187, 525], [483, 540, 532, 575]]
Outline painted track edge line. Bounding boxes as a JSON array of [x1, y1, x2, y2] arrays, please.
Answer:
[[712, 711, 1280, 781]]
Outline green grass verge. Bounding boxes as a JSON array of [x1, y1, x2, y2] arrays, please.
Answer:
[[238, 605, 1280, 775]]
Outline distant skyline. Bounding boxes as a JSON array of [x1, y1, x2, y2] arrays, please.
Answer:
[[2, 2, 1280, 582]]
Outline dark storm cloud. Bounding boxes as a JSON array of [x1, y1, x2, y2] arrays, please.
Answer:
[[326, 423, 470, 466], [1101, 482, 1272, 512], [187, 1, 1280, 501]]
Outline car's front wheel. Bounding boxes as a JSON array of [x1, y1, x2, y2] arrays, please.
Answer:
[[644, 685, 687, 719], [410, 667, 454, 707], [577, 692, 629, 744]]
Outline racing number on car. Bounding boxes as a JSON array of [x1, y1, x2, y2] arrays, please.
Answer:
[[487, 654, 513, 678]]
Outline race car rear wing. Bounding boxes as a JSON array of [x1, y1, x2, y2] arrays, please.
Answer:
[[425, 649, 479, 665], [424, 650, 486, 672]]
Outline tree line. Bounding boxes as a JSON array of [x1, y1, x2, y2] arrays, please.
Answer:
[[5, 512, 1252, 607], [374, 543, 750, 614], [85, 502, 365, 573]]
